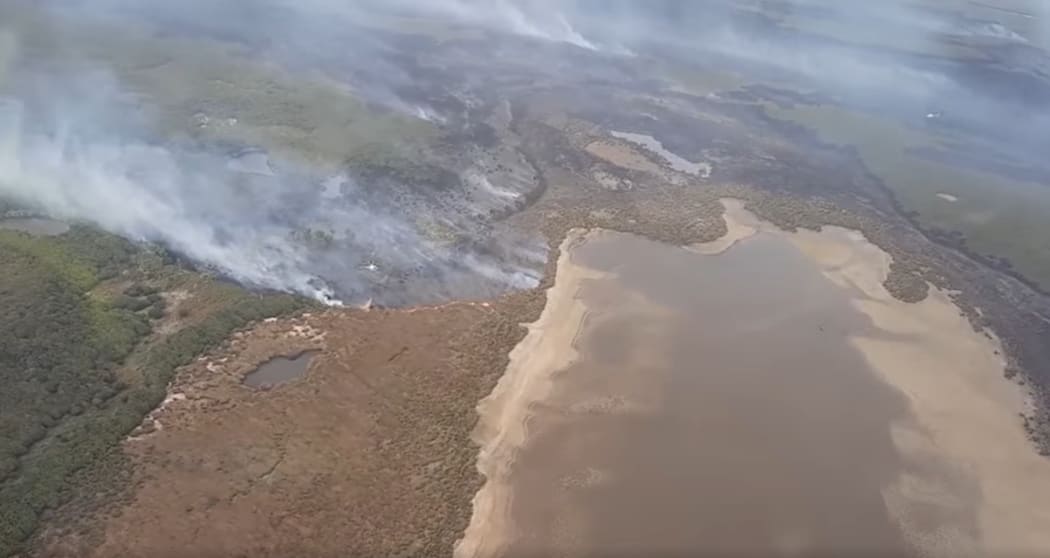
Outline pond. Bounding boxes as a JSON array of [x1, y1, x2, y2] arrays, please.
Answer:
[[610, 131, 712, 177], [243, 350, 320, 388]]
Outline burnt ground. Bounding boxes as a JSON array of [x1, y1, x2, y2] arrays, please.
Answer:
[[26, 19, 1050, 558], [31, 95, 1050, 556]]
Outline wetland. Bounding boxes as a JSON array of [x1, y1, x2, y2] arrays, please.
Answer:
[[460, 201, 1050, 557]]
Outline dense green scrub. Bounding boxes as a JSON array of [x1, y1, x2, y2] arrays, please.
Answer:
[[0, 227, 306, 557]]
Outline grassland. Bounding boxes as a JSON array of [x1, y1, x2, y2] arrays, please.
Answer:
[[2, 4, 438, 169], [353, 11, 487, 43], [0, 224, 307, 557], [764, 103, 1050, 291], [661, 62, 751, 97], [757, 0, 1043, 58], [0, 12, 448, 550]]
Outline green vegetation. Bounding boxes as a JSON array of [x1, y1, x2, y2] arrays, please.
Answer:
[[0, 228, 142, 476], [0, 225, 307, 557], [775, 9, 991, 62], [754, 0, 1037, 62], [353, 12, 487, 43], [2, 4, 438, 168], [662, 62, 750, 97], [348, 148, 460, 191], [765, 103, 1050, 291]]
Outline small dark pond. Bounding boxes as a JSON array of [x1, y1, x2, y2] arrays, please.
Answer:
[[243, 350, 320, 388]]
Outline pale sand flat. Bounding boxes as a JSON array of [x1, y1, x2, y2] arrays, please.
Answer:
[[584, 140, 663, 175], [687, 198, 760, 255], [721, 199, 1050, 557], [455, 230, 608, 558], [460, 200, 1050, 558]]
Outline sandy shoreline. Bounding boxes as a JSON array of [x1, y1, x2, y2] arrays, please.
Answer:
[[454, 229, 606, 558], [715, 199, 1050, 556], [781, 229, 1050, 556], [686, 198, 757, 255], [458, 198, 1050, 557]]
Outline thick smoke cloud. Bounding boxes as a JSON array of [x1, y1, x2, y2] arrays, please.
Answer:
[[0, 77, 545, 305], [0, 2, 549, 305], [0, 0, 1046, 305], [0, 93, 331, 301], [0, 70, 549, 305]]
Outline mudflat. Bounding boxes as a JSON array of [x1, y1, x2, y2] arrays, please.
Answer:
[[459, 200, 1050, 557]]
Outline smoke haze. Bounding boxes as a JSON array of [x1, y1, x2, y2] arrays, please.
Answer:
[[0, 0, 1046, 303]]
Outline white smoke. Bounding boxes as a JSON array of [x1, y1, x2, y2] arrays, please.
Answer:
[[2, 0, 1044, 306], [0, 96, 339, 303], [321, 0, 600, 49]]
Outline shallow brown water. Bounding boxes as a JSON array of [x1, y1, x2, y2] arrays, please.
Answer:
[[609, 130, 711, 177], [243, 350, 319, 388], [502, 232, 959, 557]]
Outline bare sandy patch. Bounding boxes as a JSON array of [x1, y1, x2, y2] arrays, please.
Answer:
[[584, 140, 662, 175], [455, 229, 608, 558], [459, 230, 677, 558], [687, 198, 760, 255], [719, 199, 1050, 557], [591, 169, 632, 191], [609, 130, 713, 178], [462, 200, 1050, 558]]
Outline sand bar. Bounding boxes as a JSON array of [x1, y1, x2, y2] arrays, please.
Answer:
[[459, 199, 1050, 557], [455, 230, 608, 558]]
